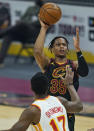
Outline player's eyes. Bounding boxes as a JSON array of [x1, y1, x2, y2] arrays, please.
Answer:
[[63, 43, 67, 46], [56, 43, 61, 46], [55, 43, 67, 46]]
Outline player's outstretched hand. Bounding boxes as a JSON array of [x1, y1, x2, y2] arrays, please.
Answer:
[[73, 27, 80, 52], [59, 66, 74, 86], [38, 14, 50, 30]]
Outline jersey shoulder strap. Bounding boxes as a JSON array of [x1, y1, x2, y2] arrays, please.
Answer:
[[44, 58, 55, 71], [67, 59, 76, 70]]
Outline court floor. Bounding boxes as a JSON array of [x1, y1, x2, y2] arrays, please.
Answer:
[[0, 105, 94, 131]]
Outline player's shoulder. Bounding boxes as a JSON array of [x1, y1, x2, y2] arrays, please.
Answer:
[[23, 106, 40, 115], [72, 60, 78, 69], [68, 60, 78, 69], [22, 105, 41, 124], [48, 58, 55, 64], [24, 105, 41, 121], [44, 58, 55, 70], [30, 104, 41, 113], [20, 106, 40, 121]]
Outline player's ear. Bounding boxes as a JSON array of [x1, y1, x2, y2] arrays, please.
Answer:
[[51, 48, 54, 53]]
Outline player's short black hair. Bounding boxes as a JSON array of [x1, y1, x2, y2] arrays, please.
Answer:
[[48, 36, 69, 51], [35, 0, 43, 7], [31, 72, 49, 95]]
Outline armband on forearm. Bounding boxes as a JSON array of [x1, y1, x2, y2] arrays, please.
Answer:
[[76, 51, 89, 76], [77, 51, 83, 58]]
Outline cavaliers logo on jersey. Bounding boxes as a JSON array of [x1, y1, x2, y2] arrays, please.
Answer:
[[52, 66, 66, 78], [50, 66, 68, 95]]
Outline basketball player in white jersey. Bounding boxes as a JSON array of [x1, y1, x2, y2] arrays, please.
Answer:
[[2, 67, 83, 131]]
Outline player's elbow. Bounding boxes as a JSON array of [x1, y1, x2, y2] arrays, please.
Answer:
[[66, 101, 83, 113], [77, 101, 83, 112], [79, 69, 89, 77], [78, 66, 89, 77]]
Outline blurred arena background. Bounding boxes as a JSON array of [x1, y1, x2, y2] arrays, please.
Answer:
[[0, 0, 94, 130]]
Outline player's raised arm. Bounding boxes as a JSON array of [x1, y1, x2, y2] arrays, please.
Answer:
[[58, 67, 83, 113], [65, 84, 83, 113], [34, 18, 50, 72], [73, 27, 89, 76]]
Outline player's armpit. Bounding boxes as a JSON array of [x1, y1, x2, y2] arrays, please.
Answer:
[[34, 51, 50, 72]]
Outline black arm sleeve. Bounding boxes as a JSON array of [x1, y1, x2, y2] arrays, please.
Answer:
[[76, 51, 89, 77]]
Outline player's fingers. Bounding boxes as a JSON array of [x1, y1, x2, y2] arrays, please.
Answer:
[[68, 68, 73, 78], [69, 68, 72, 76], [66, 66, 69, 76], [71, 71, 74, 78], [59, 75, 66, 83], [76, 27, 79, 34], [59, 75, 64, 80], [73, 36, 76, 42], [38, 14, 41, 20], [66, 65, 71, 73], [38, 15, 42, 23], [76, 27, 79, 40]]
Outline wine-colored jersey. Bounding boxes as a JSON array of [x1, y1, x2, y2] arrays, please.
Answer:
[[44, 59, 79, 100]]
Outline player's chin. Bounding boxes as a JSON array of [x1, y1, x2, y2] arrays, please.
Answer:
[[59, 52, 66, 56]]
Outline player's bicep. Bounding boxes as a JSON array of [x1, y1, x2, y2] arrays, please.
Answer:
[[34, 52, 50, 72], [11, 108, 33, 131]]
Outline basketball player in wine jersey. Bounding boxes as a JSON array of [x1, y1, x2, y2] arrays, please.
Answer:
[[34, 18, 89, 131]]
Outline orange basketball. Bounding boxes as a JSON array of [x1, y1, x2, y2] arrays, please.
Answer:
[[39, 2, 62, 25]]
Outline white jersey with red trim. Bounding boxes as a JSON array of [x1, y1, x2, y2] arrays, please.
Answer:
[[31, 95, 69, 131]]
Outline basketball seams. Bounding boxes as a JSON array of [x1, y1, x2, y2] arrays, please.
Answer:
[[42, 7, 60, 20], [39, 7, 46, 22], [41, 7, 52, 24]]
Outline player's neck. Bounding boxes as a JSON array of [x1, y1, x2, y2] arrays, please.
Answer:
[[35, 93, 48, 99], [55, 56, 67, 64]]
